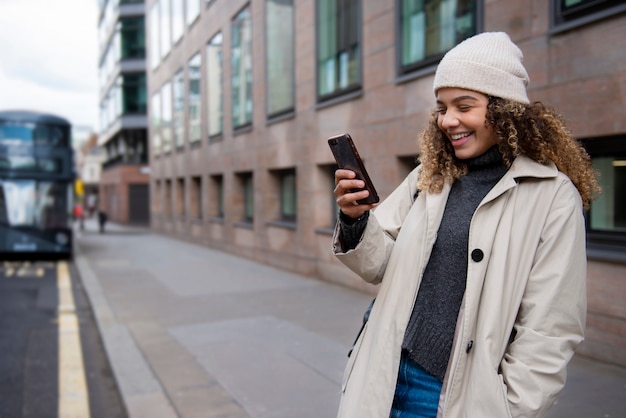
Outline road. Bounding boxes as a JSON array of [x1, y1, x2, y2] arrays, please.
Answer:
[[0, 260, 126, 418]]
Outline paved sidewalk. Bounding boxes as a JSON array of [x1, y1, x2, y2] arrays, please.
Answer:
[[74, 219, 626, 418]]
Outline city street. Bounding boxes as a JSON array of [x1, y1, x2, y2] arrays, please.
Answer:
[[0, 260, 125, 418], [72, 218, 626, 418], [2, 220, 624, 417]]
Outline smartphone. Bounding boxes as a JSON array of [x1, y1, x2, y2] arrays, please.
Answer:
[[328, 133, 379, 205]]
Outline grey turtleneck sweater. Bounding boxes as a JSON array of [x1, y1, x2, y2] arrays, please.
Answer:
[[339, 146, 508, 381]]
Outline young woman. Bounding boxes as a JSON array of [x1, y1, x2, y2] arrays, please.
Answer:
[[332, 32, 600, 418]]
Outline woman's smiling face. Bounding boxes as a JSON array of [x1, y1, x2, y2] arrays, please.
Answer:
[[436, 88, 498, 160]]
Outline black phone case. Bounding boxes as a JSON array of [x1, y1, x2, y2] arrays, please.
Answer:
[[328, 133, 380, 204]]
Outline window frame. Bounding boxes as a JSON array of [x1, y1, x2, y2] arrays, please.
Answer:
[[160, 0, 172, 59], [190, 175, 203, 220], [582, 136, 626, 263], [149, 1, 160, 70], [161, 81, 173, 154], [150, 90, 162, 157], [186, 0, 201, 27], [278, 168, 297, 224], [206, 32, 224, 140], [210, 174, 224, 219], [395, 0, 482, 80], [550, 0, 626, 33], [238, 172, 254, 224], [315, 0, 363, 104], [265, 0, 296, 121], [231, 4, 254, 131], [172, 69, 185, 150], [187, 53, 202, 144]]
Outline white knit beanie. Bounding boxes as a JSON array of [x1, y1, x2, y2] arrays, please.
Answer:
[[433, 32, 530, 104]]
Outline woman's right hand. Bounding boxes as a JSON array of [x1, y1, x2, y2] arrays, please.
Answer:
[[334, 169, 377, 220]]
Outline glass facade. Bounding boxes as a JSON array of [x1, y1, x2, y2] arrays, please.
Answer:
[[188, 53, 202, 144], [151, 91, 162, 156], [265, 0, 295, 117], [122, 74, 147, 114], [161, 81, 173, 153], [553, 0, 626, 27], [149, 2, 160, 70], [173, 70, 185, 149], [399, 0, 477, 74], [206, 32, 223, 137], [591, 157, 626, 233], [160, 0, 172, 59], [280, 169, 297, 222], [120, 17, 145, 59], [187, 0, 201, 26], [317, 0, 361, 100], [172, 0, 185, 44], [231, 6, 253, 129]]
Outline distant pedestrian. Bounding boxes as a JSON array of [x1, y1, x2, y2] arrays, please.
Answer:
[[97, 211, 107, 233], [74, 203, 84, 231], [86, 193, 97, 217], [332, 32, 600, 417]]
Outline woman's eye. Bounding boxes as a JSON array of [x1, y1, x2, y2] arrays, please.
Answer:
[[436, 108, 446, 114]]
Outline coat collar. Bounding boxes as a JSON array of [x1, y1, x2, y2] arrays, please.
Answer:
[[481, 155, 557, 207], [507, 155, 558, 180]]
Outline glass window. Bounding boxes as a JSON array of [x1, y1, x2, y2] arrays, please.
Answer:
[[161, 81, 173, 153], [231, 6, 253, 129], [210, 174, 224, 218], [173, 70, 185, 149], [160, 0, 172, 58], [164, 179, 173, 216], [328, 165, 340, 226], [149, 2, 160, 70], [237, 172, 254, 223], [583, 136, 626, 258], [265, 0, 294, 117], [590, 156, 626, 233], [120, 17, 145, 59], [191, 176, 202, 219], [552, 0, 626, 27], [172, 0, 184, 44], [399, 0, 478, 75], [151, 91, 162, 156], [279, 169, 297, 222], [122, 73, 146, 114], [176, 178, 185, 217], [188, 53, 202, 144], [187, 0, 200, 26], [207, 32, 223, 137], [316, 0, 361, 101]]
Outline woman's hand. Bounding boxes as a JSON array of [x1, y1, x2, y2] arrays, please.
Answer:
[[334, 169, 378, 219]]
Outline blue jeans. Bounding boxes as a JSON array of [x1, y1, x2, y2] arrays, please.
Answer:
[[390, 351, 442, 418]]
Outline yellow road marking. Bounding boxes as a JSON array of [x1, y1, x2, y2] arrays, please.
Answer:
[[57, 260, 91, 418]]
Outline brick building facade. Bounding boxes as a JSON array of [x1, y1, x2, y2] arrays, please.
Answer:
[[146, 0, 626, 366]]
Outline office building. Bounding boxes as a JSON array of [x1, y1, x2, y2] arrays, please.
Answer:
[[146, 0, 626, 366], [98, 0, 150, 224]]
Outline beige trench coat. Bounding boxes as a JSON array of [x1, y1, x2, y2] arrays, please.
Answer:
[[333, 156, 587, 418]]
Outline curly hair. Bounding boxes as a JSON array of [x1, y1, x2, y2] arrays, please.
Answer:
[[416, 96, 600, 209]]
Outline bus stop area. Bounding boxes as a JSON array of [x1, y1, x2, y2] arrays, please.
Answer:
[[74, 218, 626, 418]]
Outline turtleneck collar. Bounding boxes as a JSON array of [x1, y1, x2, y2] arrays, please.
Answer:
[[466, 146, 505, 171]]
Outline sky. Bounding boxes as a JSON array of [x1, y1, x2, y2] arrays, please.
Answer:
[[0, 0, 100, 133]]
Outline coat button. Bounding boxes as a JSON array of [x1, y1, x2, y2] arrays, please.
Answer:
[[466, 340, 474, 353], [471, 249, 484, 262]]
